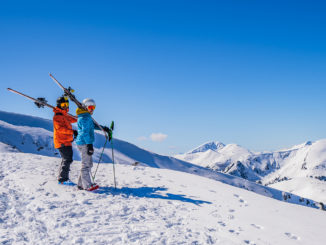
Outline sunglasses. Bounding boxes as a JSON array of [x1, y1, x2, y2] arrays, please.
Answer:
[[60, 102, 69, 108], [87, 105, 96, 111]]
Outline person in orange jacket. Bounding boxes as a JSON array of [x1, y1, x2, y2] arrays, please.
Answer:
[[53, 96, 77, 185]]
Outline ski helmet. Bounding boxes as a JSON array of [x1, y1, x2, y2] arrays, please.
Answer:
[[82, 98, 96, 108], [56, 96, 69, 109]]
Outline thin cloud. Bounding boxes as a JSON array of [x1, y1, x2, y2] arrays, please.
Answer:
[[150, 133, 168, 142], [138, 136, 148, 141]]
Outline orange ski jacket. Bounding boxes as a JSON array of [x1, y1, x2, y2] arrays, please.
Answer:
[[53, 107, 77, 149]]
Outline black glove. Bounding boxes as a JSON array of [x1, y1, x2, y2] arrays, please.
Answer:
[[73, 130, 78, 138], [87, 144, 94, 155], [103, 126, 112, 142]]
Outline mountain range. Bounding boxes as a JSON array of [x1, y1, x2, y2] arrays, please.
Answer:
[[175, 140, 326, 203]]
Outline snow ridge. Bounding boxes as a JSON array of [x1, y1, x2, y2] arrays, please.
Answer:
[[0, 110, 324, 210], [187, 141, 225, 154]]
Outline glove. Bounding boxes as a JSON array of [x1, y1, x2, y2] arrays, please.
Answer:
[[73, 130, 78, 138], [87, 144, 94, 155], [103, 126, 112, 142]]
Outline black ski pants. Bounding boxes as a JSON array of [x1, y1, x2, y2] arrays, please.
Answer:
[[58, 145, 73, 182]]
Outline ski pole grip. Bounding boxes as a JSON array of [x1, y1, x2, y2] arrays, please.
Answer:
[[110, 121, 114, 131]]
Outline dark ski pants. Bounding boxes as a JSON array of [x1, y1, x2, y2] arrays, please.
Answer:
[[58, 145, 73, 182]]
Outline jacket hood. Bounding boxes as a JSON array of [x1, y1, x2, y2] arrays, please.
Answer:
[[76, 108, 89, 116]]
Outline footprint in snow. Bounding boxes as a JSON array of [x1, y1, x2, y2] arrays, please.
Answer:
[[228, 214, 235, 220], [82, 199, 92, 205], [40, 181, 47, 186], [48, 204, 57, 210], [210, 210, 220, 218], [285, 232, 300, 240], [244, 240, 256, 245], [251, 224, 263, 230], [234, 194, 248, 206], [218, 221, 226, 227], [228, 229, 240, 235]]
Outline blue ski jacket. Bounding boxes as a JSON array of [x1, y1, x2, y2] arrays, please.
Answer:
[[75, 108, 95, 145]]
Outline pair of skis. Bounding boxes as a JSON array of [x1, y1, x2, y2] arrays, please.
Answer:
[[49, 74, 107, 137], [7, 74, 117, 189]]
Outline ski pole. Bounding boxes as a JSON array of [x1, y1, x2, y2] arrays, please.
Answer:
[[92, 121, 116, 188], [111, 139, 117, 189], [92, 137, 108, 182], [110, 121, 117, 189]]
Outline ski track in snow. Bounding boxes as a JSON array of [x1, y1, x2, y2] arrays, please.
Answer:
[[0, 152, 325, 244]]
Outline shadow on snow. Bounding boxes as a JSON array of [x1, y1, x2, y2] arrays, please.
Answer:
[[94, 186, 212, 206]]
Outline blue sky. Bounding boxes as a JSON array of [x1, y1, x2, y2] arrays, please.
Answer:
[[1, 0, 326, 155]]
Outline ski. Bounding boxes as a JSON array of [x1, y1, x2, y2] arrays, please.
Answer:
[[8, 88, 54, 109], [49, 73, 84, 108], [7, 88, 77, 119], [49, 73, 108, 139]]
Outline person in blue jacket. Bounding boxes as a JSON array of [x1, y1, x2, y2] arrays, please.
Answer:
[[75, 98, 110, 191]]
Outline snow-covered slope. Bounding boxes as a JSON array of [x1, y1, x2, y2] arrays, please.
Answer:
[[175, 141, 326, 203], [1, 152, 325, 244], [0, 110, 324, 210], [262, 140, 326, 202], [0, 110, 204, 171], [0, 142, 19, 153]]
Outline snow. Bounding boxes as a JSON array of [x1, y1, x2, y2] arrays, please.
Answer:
[[0, 120, 55, 156], [186, 141, 225, 154], [0, 110, 54, 132], [1, 110, 326, 244], [1, 151, 325, 244], [270, 177, 326, 203], [175, 143, 253, 171], [0, 110, 324, 209], [0, 142, 18, 153], [176, 140, 326, 204]]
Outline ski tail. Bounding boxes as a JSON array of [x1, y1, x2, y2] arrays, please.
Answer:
[[7, 88, 77, 119], [7, 88, 54, 109]]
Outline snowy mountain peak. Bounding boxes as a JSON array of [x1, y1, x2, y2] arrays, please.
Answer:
[[187, 141, 225, 154], [177, 139, 326, 204]]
